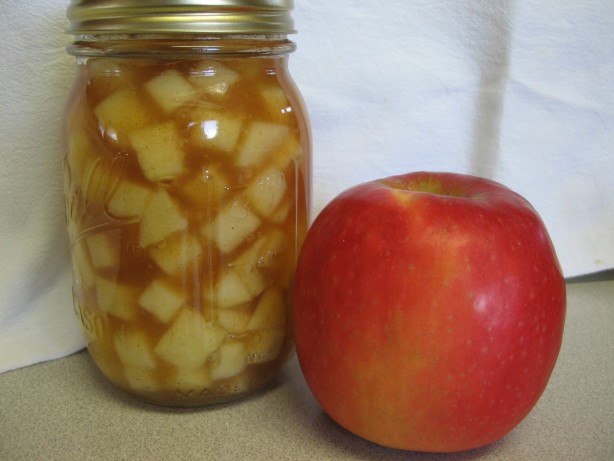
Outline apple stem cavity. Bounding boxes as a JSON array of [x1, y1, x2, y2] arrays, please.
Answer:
[[382, 176, 466, 198]]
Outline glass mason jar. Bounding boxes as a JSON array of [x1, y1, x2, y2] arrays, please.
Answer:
[[62, 0, 311, 406]]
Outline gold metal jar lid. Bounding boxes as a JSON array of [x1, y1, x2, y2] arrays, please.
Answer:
[[66, 0, 296, 35]]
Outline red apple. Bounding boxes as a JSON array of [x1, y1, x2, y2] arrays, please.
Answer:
[[294, 171, 566, 452]]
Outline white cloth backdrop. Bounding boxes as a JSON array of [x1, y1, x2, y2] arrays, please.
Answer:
[[1, 0, 613, 373]]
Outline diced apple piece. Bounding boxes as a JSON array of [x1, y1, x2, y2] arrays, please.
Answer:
[[144, 69, 196, 113], [155, 309, 227, 369], [236, 122, 290, 168], [203, 266, 264, 312], [211, 269, 254, 309], [248, 288, 286, 331], [94, 88, 153, 145], [260, 84, 291, 117], [245, 329, 286, 365], [188, 60, 239, 97], [231, 243, 267, 298], [138, 278, 185, 323], [272, 134, 303, 171], [256, 228, 286, 269], [228, 228, 286, 272], [270, 197, 291, 224], [217, 304, 252, 335], [149, 232, 202, 276], [176, 164, 229, 207], [139, 189, 188, 247], [106, 179, 152, 218], [235, 263, 266, 299], [211, 340, 247, 380], [113, 330, 156, 369], [207, 199, 260, 254], [243, 167, 287, 218], [130, 121, 186, 182], [189, 108, 243, 154], [233, 235, 265, 267], [94, 277, 138, 321], [86, 231, 120, 271], [171, 367, 212, 394], [123, 366, 159, 393]]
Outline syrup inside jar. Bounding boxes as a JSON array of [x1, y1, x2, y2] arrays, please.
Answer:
[[63, 50, 311, 406]]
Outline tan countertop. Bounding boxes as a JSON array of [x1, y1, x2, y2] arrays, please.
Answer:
[[1, 273, 613, 461]]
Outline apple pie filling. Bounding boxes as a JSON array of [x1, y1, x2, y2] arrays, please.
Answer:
[[63, 55, 310, 405]]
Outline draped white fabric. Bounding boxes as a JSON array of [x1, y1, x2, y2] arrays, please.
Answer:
[[1, 0, 612, 372]]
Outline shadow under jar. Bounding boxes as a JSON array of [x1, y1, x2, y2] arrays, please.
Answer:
[[62, 0, 311, 406]]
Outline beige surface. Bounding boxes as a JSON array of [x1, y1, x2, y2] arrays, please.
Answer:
[[1, 274, 613, 461]]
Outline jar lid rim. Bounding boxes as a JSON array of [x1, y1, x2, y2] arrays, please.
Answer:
[[66, 0, 296, 35]]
